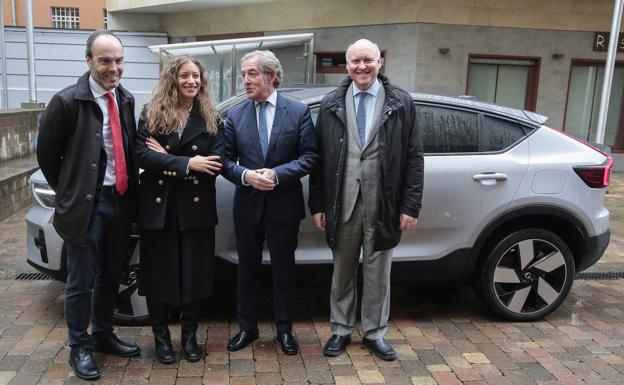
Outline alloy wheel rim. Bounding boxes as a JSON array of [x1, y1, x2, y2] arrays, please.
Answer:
[[492, 238, 568, 315]]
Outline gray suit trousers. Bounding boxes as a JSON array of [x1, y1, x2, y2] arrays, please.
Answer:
[[330, 193, 393, 340]]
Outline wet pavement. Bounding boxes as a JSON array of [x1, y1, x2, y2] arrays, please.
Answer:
[[0, 175, 623, 384]]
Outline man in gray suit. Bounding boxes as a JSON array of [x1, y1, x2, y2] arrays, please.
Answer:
[[309, 39, 423, 361]]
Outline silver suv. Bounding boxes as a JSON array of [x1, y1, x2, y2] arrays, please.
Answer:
[[26, 86, 612, 324]]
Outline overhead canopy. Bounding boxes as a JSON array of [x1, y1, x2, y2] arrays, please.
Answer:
[[148, 33, 314, 57], [147, 33, 315, 103]]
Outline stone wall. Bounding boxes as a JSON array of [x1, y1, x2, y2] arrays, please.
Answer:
[[109, 0, 620, 37], [0, 109, 43, 222], [0, 109, 42, 163], [0, 162, 37, 221]]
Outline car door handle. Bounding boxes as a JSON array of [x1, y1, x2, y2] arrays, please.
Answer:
[[473, 172, 508, 186]]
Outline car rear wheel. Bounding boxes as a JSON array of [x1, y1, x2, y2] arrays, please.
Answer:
[[479, 228, 575, 321]]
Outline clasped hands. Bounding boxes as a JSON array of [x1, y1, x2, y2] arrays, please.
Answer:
[[244, 168, 277, 191], [146, 137, 222, 176]]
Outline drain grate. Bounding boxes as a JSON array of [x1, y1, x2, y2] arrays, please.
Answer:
[[15, 272, 51, 281], [575, 272, 624, 280]]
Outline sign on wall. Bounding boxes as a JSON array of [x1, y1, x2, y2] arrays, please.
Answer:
[[593, 32, 624, 52]]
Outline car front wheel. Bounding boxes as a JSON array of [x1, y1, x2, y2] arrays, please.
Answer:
[[479, 228, 575, 321], [113, 236, 150, 326]]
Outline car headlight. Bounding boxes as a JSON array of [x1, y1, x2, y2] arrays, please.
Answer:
[[30, 181, 56, 209]]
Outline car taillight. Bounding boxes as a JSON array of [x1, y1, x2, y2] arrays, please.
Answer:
[[573, 157, 613, 188], [554, 129, 614, 188]]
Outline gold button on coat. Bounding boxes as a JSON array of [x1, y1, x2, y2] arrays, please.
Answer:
[[172, 171, 177, 177], [162, 170, 167, 175], [165, 145, 171, 151], [193, 179, 199, 185], [158, 180, 164, 186], [192, 145, 198, 151], [155, 197, 162, 203], [193, 197, 199, 203]]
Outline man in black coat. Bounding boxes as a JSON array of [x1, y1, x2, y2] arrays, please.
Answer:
[[309, 39, 424, 361], [222, 50, 319, 355], [37, 30, 140, 380]]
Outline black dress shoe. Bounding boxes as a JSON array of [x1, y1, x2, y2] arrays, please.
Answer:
[[323, 334, 351, 357], [181, 332, 202, 362], [227, 330, 259, 351], [153, 326, 176, 364], [275, 333, 299, 355], [69, 346, 100, 380], [94, 333, 141, 357], [362, 338, 397, 361]]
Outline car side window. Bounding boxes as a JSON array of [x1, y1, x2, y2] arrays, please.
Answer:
[[480, 116, 527, 152], [416, 105, 528, 154], [417, 105, 480, 153]]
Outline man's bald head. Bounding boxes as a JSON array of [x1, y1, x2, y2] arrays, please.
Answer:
[[346, 39, 381, 62], [345, 39, 382, 91]]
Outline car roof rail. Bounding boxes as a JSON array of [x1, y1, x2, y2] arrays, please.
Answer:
[[456, 95, 478, 100]]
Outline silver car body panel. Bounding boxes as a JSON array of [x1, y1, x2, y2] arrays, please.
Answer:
[[26, 87, 609, 269], [25, 203, 61, 270], [511, 126, 609, 237], [400, 139, 530, 261]]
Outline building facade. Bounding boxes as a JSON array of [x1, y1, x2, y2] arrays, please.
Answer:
[[108, 0, 624, 166], [2, 0, 107, 30]]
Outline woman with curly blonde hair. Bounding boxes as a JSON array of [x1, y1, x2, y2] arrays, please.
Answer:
[[135, 55, 224, 364]]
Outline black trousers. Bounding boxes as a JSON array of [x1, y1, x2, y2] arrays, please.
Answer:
[[234, 220, 299, 335], [64, 187, 131, 348]]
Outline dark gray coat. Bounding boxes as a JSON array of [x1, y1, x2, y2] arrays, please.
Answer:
[[37, 72, 138, 243], [309, 75, 424, 251]]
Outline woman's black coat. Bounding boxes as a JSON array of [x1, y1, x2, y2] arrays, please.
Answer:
[[135, 106, 225, 303], [136, 107, 225, 231]]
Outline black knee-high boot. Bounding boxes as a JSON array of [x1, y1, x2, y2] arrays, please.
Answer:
[[180, 301, 201, 362], [147, 299, 175, 364]]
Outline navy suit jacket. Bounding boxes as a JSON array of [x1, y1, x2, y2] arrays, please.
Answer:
[[222, 94, 319, 224]]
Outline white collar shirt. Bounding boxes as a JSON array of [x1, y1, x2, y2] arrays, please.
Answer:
[[353, 79, 381, 143], [254, 90, 277, 140], [89, 75, 118, 187], [240, 90, 279, 186]]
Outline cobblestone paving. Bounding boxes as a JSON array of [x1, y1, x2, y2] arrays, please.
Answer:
[[0, 175, 622, 384]]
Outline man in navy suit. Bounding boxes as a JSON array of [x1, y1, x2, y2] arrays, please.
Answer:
[[222, 50, 319, 355]]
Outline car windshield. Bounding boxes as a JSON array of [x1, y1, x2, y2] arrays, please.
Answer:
[[216, 93, 248, 114]]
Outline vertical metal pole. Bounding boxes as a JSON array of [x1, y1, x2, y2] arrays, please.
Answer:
[[595, 0, 624, 144], [230, 46, 237, 97], [306, 38, 315, 84], [0, 0, 8, 108], [219, 55, 224, 102], [11, 0, 15, 26], [25, 0, 36, 103]]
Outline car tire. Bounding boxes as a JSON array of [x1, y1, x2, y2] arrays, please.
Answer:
[[479, 228, 575, 321], [113, 270, 150, 326]]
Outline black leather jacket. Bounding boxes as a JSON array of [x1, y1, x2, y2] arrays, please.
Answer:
[[37, 72, 138, 243], [309, 74, 424, 251]]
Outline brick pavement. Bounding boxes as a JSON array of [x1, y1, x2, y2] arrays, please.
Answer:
[[0, 175, 623, 384]]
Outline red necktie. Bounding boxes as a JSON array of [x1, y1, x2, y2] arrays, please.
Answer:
[[105, 92, 128, 195]]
